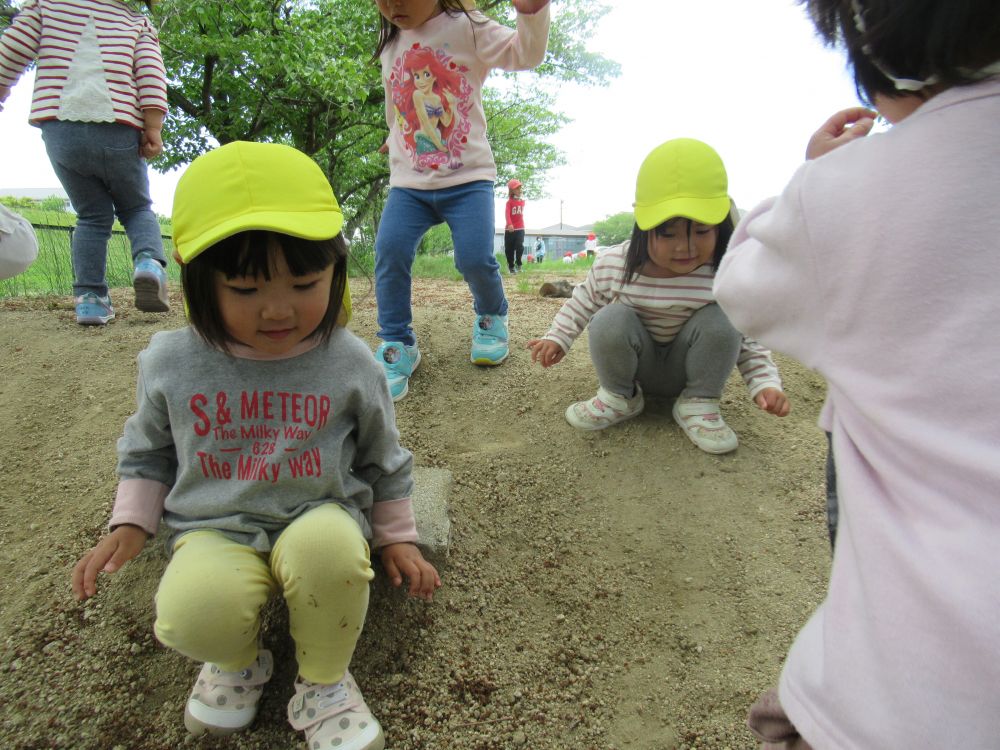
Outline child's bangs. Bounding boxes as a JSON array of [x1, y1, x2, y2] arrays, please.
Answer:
[[209, 231, 338, 279], [277, 235, 342, 277]]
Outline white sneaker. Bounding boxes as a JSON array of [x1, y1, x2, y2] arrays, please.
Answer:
[[184, 649, 273, 736], [672, 396, 738, 454], [288, 671, 385, 750], [565, 385, 644, 430]]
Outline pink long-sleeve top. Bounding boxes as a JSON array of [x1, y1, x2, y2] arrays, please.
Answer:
[[714, 77, 1000, 749], [379, 5, 549, 190]]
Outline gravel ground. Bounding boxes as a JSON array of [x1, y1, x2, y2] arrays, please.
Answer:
[[0, 273, 832, 749]]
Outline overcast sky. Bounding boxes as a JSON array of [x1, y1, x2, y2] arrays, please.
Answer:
[[0, 0, 861, 230]]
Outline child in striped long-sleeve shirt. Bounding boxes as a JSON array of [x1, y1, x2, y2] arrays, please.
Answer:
[[527, 138, 790, 453], [0, 0, 170, 326]]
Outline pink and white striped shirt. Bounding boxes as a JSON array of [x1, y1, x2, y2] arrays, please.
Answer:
[[543, 242, 782, 398], [0, 0, 167, 130]]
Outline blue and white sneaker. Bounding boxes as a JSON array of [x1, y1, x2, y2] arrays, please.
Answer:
[[132, 251, 170, 312], [471, 313, 509, 366], [75, 292, 115, 326], [376, 341, 421, 402]]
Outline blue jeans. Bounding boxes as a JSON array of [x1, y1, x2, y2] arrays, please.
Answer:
[[375, 180, 507, 346], [41, 120, 166, 297], [586, 302, 741, 398]]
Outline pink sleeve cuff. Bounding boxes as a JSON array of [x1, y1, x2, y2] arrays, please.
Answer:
[[371, 497, 419, 550], [109, 478, 168, 536]]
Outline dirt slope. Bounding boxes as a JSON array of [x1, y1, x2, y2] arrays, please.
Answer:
[[0, 276, 831, 749]]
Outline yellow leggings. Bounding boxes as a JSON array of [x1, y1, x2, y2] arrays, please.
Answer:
[[153, 504, 373, 684]]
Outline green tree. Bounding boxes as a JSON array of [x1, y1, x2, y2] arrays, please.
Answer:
[[0, 1, 15, 28], [593, 211, 634, 245], [153, 0, 619, 237]]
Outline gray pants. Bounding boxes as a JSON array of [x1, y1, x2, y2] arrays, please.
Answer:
[[587, 302, 741, 399]]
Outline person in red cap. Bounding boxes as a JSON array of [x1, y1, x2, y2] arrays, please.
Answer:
[[504, 178, 526, 273], [584, 231, 598, 256]]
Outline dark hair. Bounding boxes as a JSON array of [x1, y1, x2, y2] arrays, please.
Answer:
[[181, 231, 348, 353], [372, 1, 499, 60], [801, 0, 1000, 104], [620, 212, 736, 286]]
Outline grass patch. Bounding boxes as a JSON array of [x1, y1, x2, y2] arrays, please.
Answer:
[[511, 257, 594, 294], [1, 225, 592, 299], [412, 253, 466, 281]]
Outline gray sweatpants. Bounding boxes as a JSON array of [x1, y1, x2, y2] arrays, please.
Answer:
[[587, 302, 741, 399]]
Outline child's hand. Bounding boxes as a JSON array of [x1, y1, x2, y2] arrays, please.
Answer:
[[381, 542, 441, 602], [806, 107, 878, 160], [526, 338, 564, 367], [754, 387, 791, 417], [140, 127, 163, 159], [72, 525, 149, 601], [512, 0, 550, 14], [378, 140, 389, 155]]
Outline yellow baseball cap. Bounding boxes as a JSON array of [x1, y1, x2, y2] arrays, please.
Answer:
[[171, 141, 344, 263], [633, 138, 731, 230]]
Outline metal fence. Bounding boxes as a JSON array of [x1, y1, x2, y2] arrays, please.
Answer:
[[0, 222, 175, 299]]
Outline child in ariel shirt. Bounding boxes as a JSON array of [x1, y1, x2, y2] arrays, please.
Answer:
[[372, 0, 550, 400]]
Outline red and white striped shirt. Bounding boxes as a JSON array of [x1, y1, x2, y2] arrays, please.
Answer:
[[543, 242, 782, 398], [0, 0, 167, 130]]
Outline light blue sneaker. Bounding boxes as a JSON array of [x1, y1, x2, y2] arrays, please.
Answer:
[[471, 313, 509, 365], [132, 251, 170, 312], [376, 341, 421, 402], [75, 292, 115, 326]]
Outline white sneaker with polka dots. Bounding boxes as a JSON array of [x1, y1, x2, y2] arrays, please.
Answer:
[[183, 649, 273, 736], [287, 670, 385, 750]]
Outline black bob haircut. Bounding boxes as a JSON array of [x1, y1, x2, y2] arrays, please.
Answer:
[[802, 0, 1000, 105], [181, 230, 348, 353], [620, 211, 736, 287]]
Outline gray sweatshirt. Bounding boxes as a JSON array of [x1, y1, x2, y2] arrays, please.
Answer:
[[113, 326, 413, 552]]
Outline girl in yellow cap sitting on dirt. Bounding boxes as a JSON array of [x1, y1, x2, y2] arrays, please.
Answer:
[[71, 141, 440, 750], [527, 138, 790, 453]]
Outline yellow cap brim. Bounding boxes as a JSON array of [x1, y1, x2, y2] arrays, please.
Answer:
[[634, 194, 731, 231], [175, 208, 343, 264]]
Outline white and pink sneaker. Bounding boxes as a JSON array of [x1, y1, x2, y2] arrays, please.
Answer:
[[184, 649, 273, 736], [672, 396, 738, 454], [287, 670, 385, 750], [565, 384, 644, 431]]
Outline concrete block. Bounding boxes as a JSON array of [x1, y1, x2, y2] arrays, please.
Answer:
[[412, 466, 452, 557]]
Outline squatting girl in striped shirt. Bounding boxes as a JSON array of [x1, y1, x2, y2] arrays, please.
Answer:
[[527, 138, 790, 454]]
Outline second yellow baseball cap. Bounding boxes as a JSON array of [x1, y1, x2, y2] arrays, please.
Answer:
[[633, 138, 731, 230]]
